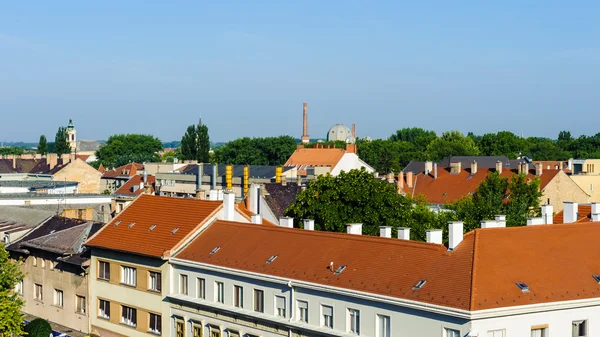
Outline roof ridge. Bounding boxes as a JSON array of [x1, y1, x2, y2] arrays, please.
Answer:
[[24, 221, 91, 243]]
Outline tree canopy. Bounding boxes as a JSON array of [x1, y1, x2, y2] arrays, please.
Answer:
[[213, 136, 296, 166], [37, 135, 48, 155], [425, 130, 480, 161], [53, 126, 71, 156], [180, 122, 210, 163], [95, 134, 163, 168], [0, 244, 25, 336], [23, 318, 52, 337], [0, 147, 25, 156]]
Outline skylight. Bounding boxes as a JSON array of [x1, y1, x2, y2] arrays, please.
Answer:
[[593, 275, 600, 283], [266, 255, 278, 264], [149, 224, 157, 231], [516, 282, 530, 292], [170, 227, 179, 234], [114, 221, 121, 227], [413, 279, 426, 290], [128, 222, 136, 228], [334, 265, 347, 275], [210, 246, 221, 255]]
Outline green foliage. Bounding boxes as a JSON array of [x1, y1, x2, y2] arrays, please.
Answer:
[[425, 130, 479, 161], [161, 150, 178, 163], [95, 134, 163, 168], [180, 123, 211, 162], [213, 136, 296, 166], [0, 244, 25, 336], [389, 127, 437, 152], [357, 139, 418, 173], [24, 318, 52, 337], [0, 147, 25, 156], [53, 126, 71, 156], [37, 135, 48, 155], [475, 131, 524, 159]]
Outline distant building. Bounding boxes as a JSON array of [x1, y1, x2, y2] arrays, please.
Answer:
[[100, 162, 144, 193], [113, 171, 156, 213], [65, 118, 103, 156], [0, 194, 112, 223], [285, 143, 374, 177]]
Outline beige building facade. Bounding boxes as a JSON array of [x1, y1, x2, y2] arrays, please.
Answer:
[[541, 170, 591, 212], [54, 158, 103, 194]]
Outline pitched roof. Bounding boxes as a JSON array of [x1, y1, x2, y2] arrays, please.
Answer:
[[263, 183, 302, 219], [114, 175, 156, 196], [235, 202, 277, 227], [0, 206, 54, 229], [86, 194, 222, 257], [402, 156, 533, 174], [0, 158, 40, 174], [284, 147, 346, 170], [176, 220, 600, 311], [553, 205, 592, 224], [101, 162, 144, 179], [28, 158, 68, 175]]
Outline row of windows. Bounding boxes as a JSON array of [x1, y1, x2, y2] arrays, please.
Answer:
[[31, 256, 58, 270], [29, 283, 86, 314], [98, 261, 162, 292], [98, 299, 162, 334], [174, 319, 259, 337]]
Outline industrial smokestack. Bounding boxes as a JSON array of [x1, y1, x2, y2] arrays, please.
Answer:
[[301, 102, 310, 144], [352, 124, 356, 139]]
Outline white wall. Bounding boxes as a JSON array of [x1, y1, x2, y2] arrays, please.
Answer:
[[331, 153, 375, 176], [0, 186, 29, 194], [0, 196, 111, 206]]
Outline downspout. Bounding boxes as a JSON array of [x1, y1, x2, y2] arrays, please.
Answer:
[[79, 262, 92, 335], [288, 280, 294, 337]]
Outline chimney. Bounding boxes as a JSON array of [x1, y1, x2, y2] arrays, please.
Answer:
[[456, 162, 462, 174], [592, 214, 600, 222], [251, 214, 262, 224], [592, 202, 600, 215], [12, 157, 16, 170], [495, 160, 502, 173], [406, 172, 414, 188], [433, 162, 438, 179], [541, 205, 554, 224], [448, 221, 464, 250], [280, 217, 294, 228], [209, 190, 218, 201], [345, 143, 357, 154], [225, 165, 233, 191], [222, 191, 235, 221], [522, 162, 529, 175], [481, 220, 497, 229], [275, 167, 283, 184], [217, 190, 224, 201], [563, 202, 578, 223], [352, 124, 356, 139], [196, 165, 203, 193], [301, 102, 309, 144], [387, 173, 395, 184], [397, 172, 404, 193], [526, 217, 544, 226], [424, 161, 433, 175], [535, 162, 543, 177], [249, 184, 259, 214], [379, 226, 392, 238], [47, 153, 58, 170], [426, 229, 443, 244], [212, 164, 217, 190], [494, 215, 506, 227], [346, 223, 362, 235], [568, 158, 573, 171], [303, 219, 314, 230], [143, 170, 148, 184], [397, 227, 410, 240], [471, 161, 478, 175], [281, 176, 287, 186]]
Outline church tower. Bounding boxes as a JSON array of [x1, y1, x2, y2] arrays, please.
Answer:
[[66, 118, 77, 153]]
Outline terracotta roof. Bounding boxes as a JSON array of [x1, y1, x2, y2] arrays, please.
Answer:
[[86, 194, 222, 258], [97, 164, 105, 173], [534, 160, 568, 171], [76, 154, 90, 162], [176, 220, 600, 311], [101, 162, 144, 179], [405, 167, 560, 204], [553, 205, 592, 224], [114, 175, 156, 196], [284, 148, 346, 170]]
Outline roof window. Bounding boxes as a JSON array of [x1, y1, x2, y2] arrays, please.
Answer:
[[333, 265, 347, 275], [413, 279, 426, 290], [114, 221, 121, 227], [266, 255, 278, 264], [170, 227, 179, 234], [593, 275, 600, 283], [149, 224, 157, 231], [210, 246, 220, 255], [128, 222, 136, 228], [516, 282, 529, 292]]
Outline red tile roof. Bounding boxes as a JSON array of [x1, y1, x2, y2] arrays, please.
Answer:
[[235, 202, 277, 227], [553, 205, 592, 224], [284, 147, 346, 171], [114, 175, 156, 196], [86, 194, 222, 257], [176, 220, 600, 311], [101, 162, 144, 179]]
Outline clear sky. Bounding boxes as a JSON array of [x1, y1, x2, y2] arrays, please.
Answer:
[[1, 1, 599, 143]]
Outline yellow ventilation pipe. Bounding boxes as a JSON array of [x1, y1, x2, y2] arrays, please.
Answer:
[[243, 166, 249, 196], [275, 167, 283, 184], [226, 165, 233, 191]]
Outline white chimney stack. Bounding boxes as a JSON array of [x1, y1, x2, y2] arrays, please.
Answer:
[[303, 219, 315, 230], [592, 214, 600, 222], [249, 184, 259, 214], [346, 223, 362, 235], [217, 190, 224, 201], [426, 229, 443, 244], [541, 205, 554, 224], [448, 221, 463, 250], [526, 217, 544, 226], [591, 202, 600, 215], [209, 190, 218, 201], [397, 227, 410, 240], [494, 215, 506, 227], [251, 214, 262, 224], [481, 220, 497, 229], [222, 192, 235, 221], [379, 226, 392, 238], [563, 202, 578, 223], [279, 217, 294, 228]]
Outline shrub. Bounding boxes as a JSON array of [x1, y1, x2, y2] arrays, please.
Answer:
[[24, 318, 52, 337]]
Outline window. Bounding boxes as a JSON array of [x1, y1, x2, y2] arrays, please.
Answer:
[[193, 325, 203, 337], [197, 278, 206, 299], [98, 261, 110, 280], [227, 330, 239, 337], [34, 283, 43, 301], [377, 315, 390, 337], [149, 271, 162, 292], [99, 299, 110, 319], [445, 329, 460, 337], [322, 305, 333, 328], [180, 274, 188, 295], [531, 326, 548, 337], [253, 289, 264, 312], [234, 285, 243, 308], [15, 279, 23, 295], [487, 330, 505, 337], [573, 320, 587, 337], [76, 295, 86, 314], [50, 260, 54, 270], [54, 289, 64, 307], [348, 309, 360, 334], [275, 296, 286, 317], [175, 320, 185, 337], [210, 327, 221, 337], [121, 305, 137, 327], [32, 257, 37, 267], [149, 313, 161, 334], [215, 281, 224, 303], [298, 300, 308, 323], [121, 266, 136, 286], [41, 259, 46, 268]]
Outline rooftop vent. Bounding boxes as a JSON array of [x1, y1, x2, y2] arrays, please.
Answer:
[[114, 221, 121, 227], [413, 279, 426, 290], [333, 265, 347, 275], [266, 255, 278, 264], [170, 227, 179, 234], [516, 282, 530, 292], [210, 246, 220, 255], [593, 275, 600, 283], [128, 222, 136, 228], [149, 224, 157, 231]]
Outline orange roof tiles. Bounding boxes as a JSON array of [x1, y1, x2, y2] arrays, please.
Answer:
[[553, 205, 592, 224], [284, 147, 346, 170], [102, 162, 144, 179], [114, 175, 156, 196], [86, 194, 222, 257]]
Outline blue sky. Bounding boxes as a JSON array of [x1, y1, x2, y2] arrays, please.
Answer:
[[1, 1, 599, 142]]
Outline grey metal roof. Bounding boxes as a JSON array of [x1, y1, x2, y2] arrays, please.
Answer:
[[77, 140, 103, 152], [0, 206, 54, 229], [0, 180, 78, 188], [402, 156, 534, 173]]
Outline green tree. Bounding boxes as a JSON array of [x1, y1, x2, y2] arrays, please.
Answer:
[[0, 244, 25, 337], [180, 122, 211, 162], [23, 318, 52, 337], [95, 134, 163, 168], [358, 139, 418, 173], [425, 130, 479, 161], [389, 127, 437, 152], [197, 123, 210, 163], [476, 131, 524, 158], [0, 147, 25, 156], [213, 136, 296, 166], [161, 149, 178, 163], [37, 135, 48, 155], [53, 126, 71, 156]]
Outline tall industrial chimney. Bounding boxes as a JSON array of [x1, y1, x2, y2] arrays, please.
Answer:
[[301, 102, 309, 144], [352, 124, 356, 140]]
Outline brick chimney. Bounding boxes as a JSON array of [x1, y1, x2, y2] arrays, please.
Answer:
[[301, 102, 309, 144], [345, 144, 357, 154], [535, 162, 543, 177], [47, 153, 58, 170], [397, 172, 404, 193], [406, 171, 414, 188], [471, 161, 478, 175], [424, 161, 433, 175]]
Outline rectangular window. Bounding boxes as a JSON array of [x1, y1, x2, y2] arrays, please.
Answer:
[[98, 261, 110, 280], [445, 329, 460, 337], [176, 320, 184, 337], [234, 285, 243, 308], [531, 326, 548, 337], [99, 299, 110, 319], [121, 305, 137, 327], [34, 283, 43, 300], [216, 281, 224, 303], [227, 330, 239, 337], [15, 279, 23, 295], [41, 259, 46, 268], [487, 330, 505, 337], [76, 295, 86, 314], [121, 266, 136, 286], [32, 257, 37, 267], [50, 260, 54, 270], [348, 308, 360, 334], [197, 278, 206, 299], [149, 313, 161, 334], [253, 289, 264, 312], [298, 300, 308, 323], [377, 314, 390, 337], [193, 325, 202, 337], [210, 328, 221, 337], [180, 274, 188, 295], [322, 305, 333, 328], [276, 295, 286, 317], [573, 320, 587, 337], [149, 271, 162, 292], [54, 289, 64, 307]]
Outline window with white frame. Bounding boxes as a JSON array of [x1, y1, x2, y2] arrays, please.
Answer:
[[54, 289, 64, 307], [121, 305, 137, 327], [98, 261, 110, 280], [297, 300, 308, 323], [445, 328, 460, 337], [275, 295, 286, 317], [377, 314, 390, 337], [149, 313, 161, 334], [121, 266, 136, 286], [573, 320, 587, 337], [531, 326, 548, 337], [215, 281, 224, 303], [197, 278, 206, 299], [322, 305, 333, 328], [487, 330, 505, 337], [98, 299, 110, 319], [348, 308, 360, 334], [180, 274, 188, 295], [76, 295, 86, 314], [34, 283, 43, 301], [234, 285, 243, 308], [149, 271, 161, 292], [253, 289, 264, 313]]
